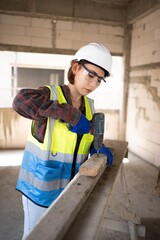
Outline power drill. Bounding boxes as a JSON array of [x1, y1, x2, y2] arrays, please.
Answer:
[[90, 112, 105, 157], [66, 112, 105, 157]]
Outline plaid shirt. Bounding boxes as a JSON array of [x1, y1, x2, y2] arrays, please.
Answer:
[[13, 85, 85, 142]]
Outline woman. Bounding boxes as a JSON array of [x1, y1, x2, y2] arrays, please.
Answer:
[[13, 42, 113, 239]]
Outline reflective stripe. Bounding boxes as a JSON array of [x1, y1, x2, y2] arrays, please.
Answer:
[[21, 151, 81, 181], [16, 179, 65, 207], [25, 142, 50, 160], [19, 168, 69, 191], [25, 145, 88, 164]]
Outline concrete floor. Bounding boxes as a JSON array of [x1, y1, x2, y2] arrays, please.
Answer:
[[0, 150, 160, 240]]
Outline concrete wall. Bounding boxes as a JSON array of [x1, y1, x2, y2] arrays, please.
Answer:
[[126, 8, 160, 167], [0, 108, 31, 149], [0, 13, 124, 54]]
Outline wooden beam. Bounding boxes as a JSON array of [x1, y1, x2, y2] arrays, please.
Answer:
[[26, 140, 129, 240], [108, 196, 141, 224], [26, 154, 107, 240], [64, 140, 128, 240], [128, 221, 138, 240]]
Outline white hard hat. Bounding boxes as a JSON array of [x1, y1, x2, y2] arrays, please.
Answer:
[[73, 43, 112, 75]]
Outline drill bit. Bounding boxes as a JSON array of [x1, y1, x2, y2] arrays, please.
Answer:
[[97, 150, 100, 158]]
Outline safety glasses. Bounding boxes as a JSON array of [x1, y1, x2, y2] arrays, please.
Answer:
[[79, 60, 106, 84]]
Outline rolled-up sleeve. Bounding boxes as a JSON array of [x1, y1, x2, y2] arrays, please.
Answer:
[[12, 86, 81, 125], [12, 86, 82, 142]]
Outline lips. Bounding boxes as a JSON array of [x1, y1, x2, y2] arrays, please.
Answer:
[[84, 88, 92, 94]]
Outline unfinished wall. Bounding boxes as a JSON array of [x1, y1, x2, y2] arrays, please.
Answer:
[[0, 108, 31, 149], [0, 13, 124, 54], [126, 8, 160, 167]]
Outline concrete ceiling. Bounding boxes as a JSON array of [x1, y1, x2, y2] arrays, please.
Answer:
[[0, 0, 159, 25], [0, 0, 130, 25], [90, 0, 132, 6]]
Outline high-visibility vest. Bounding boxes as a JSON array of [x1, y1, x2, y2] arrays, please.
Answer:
[[16, 85, 94, 207]]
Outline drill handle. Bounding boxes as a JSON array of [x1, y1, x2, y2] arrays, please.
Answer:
[[90, 113, 105, 136], [90, 113, 105, 151]]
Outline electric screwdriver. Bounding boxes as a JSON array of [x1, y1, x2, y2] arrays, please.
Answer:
[[90, 112, 105, 157]]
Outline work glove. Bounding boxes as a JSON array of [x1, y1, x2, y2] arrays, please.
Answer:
[[90, 144, 113, 166], [69, 114, 90, 134]]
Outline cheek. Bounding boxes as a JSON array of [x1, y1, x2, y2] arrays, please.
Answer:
[[74, 78, 83, 89], [74, 71, 84, 85]]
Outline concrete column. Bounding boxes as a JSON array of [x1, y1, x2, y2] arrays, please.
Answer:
[[120, 24, 132, 140]]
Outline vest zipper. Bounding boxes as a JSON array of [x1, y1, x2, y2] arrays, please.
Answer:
[[70, 134, 83, 181]]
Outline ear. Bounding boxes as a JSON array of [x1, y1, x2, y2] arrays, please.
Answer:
[[72, 62, 79, 74]]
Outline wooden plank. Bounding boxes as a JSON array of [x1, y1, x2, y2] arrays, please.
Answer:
[[128, 221, 138, 240], [79, 153, 106, 176], [108, 196, 141, 224], [64, 139, 128, 240], [26, 154, 107, 240], [102, 219, 146, 237]]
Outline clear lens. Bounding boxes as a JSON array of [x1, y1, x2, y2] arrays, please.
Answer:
[[82, 69, 101, 84], [80, 61, 106, 84]]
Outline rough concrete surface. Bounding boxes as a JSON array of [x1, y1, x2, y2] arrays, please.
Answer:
[[0, 166, 23, 240], [0, 151, 160, 240]]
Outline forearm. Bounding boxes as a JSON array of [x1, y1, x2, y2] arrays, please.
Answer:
[[12, 86, 81, 125], [12, 87, 50, 120], [39, 101, 81, 125]]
